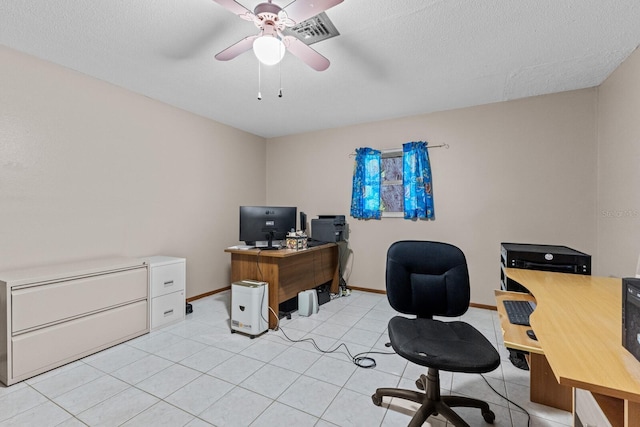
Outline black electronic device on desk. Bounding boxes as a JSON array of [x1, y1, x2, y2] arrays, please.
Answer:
[[503, 300, 536, 326], [239, 206, 297, 250], [306, 239, 325, 248], [311, 215, 346, 243], [299, 212, 325, 247], [623, 277, 640, 362], [500, 243, 591, 293]]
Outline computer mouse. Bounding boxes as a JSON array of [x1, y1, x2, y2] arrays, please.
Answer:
[[526, 329, 537, 341]]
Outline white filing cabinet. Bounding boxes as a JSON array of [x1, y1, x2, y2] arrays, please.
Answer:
[[148, 256, 186, 330], [0, 257, 149, 386]]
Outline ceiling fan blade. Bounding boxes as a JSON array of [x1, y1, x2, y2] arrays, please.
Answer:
[[283, 36, 330, 71], [283, 0, 344, 25], [211, 0, 256, 21], [215, 35, 259, 61]]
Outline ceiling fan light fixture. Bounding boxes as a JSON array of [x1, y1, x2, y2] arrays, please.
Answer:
[[253, 35, 285, 66]]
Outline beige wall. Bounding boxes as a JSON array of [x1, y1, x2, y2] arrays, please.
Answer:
[[4, 42, 637, 306], [0, 46, 266, 298], [597, 47, 640, 277], [267, 90, 598, 306]]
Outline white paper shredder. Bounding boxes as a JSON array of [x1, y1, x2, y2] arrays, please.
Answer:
[[231, 280, 268, 338]]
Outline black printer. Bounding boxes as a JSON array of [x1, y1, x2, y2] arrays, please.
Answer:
[[311, 215, 346, 243]]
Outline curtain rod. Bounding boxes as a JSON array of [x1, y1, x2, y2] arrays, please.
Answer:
[[348, 143, 449, 157]]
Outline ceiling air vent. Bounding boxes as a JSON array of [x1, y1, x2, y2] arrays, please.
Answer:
[[285, 12, 340, 45]]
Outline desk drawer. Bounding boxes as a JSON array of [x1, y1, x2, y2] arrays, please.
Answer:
[[11, 267, 147, 333], [150, 263, 185, 298], [12, 300, 148, 379], [151, 291, 184, 329]]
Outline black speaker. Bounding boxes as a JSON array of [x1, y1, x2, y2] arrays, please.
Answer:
[[622, 278, 640, 362]]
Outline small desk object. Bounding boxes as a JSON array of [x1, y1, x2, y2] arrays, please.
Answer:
[[225, 243, 339, 329], [496, 269, 640, 427]]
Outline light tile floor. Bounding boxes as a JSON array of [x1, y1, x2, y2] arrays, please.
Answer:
[[0, 290, 573, 426]]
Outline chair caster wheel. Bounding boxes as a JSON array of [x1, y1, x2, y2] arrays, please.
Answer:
[[482, 410, 495, 423], [371, 394, 382, 406]]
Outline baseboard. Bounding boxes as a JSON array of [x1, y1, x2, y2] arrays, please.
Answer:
[[187, 286, 230, 302], [347, 285, 386, 294], [470, 302, 497, 311], [187, 284, 498, 310]]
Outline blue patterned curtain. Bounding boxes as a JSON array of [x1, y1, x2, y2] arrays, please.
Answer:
[[350, 147, 382, 219], [403, 141, 435, 220]]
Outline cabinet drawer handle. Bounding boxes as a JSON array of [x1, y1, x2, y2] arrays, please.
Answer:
[[164, 309, 174, 317], [163, 280, 174, 287]]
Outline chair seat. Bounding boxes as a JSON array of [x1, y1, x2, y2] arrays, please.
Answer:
[[389, 316, 500, 373]]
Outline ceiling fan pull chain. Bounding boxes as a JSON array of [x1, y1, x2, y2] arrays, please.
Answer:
[[278, 54, 283, 98], [257, 61, 262, 101]]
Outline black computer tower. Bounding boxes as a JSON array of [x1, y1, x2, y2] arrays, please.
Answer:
[[500, 243, 591, 293], [623, 278, 640, 362]]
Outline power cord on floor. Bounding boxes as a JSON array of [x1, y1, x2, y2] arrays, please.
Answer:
[[480, 374, 531, 427], [264, 302, 528, 425], [266, 306, 395, 368]]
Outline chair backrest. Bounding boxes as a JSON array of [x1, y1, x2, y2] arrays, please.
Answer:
[[386, 241, 470, 318]]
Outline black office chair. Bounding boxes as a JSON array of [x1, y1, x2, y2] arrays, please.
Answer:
[[372, 241, 501, 427]]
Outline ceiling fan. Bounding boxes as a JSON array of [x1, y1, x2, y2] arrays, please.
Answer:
[[212, 0, 343, 71]]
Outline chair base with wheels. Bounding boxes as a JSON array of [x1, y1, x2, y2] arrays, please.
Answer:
[[373, 367, 495, 427]]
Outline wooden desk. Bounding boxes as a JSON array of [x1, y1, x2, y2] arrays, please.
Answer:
[[497, 269, 640, 427], [225, 244, 339, 329], [495, 289, 573, 411]]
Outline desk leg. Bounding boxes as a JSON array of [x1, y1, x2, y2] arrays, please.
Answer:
[[268, 285, 279, 330], [530, 352, 572, 412], [329, 253, 340, 294], [264, 262, 279, 331], [625, 399, 640, 427]]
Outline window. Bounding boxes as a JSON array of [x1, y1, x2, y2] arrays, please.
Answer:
[[351, 142, 434, 220], [381, 150, 404, 217]]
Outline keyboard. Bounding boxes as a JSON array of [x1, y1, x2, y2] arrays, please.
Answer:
[[503, 300, 536, 326]]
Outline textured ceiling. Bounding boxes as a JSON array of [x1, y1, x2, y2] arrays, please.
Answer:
[[1, 0, 640, 138]]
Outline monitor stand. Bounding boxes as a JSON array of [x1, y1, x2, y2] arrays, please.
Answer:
[[258, 230, 282, 250], [260, 245, 279, 251], [255, 240, 280, 250]]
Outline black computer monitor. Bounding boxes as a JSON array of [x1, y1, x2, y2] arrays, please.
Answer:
[[300, 211, 307, 233], [239, 206, 297, 249]]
